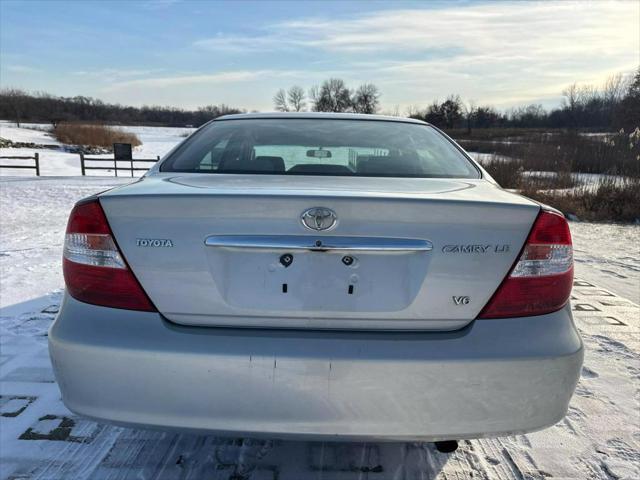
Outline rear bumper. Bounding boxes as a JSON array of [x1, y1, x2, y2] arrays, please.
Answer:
[[49, 294, 583, 441]]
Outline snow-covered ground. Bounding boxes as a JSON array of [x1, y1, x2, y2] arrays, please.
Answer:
[[0, 122, 61, 145], [0, 122, 193, 177], [571, 222, 640, 304], [1, 176, 638, 479], [523, 170, 634, 193]]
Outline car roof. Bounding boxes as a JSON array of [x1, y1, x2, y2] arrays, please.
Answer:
[[214, 111, 429, 125]]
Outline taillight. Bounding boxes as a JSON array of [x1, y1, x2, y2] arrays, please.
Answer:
[[478, 209, 573, 319], [63, 198, 156, 311]]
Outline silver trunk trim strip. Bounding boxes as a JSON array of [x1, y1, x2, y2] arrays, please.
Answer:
[[204, 235, 433, 253]]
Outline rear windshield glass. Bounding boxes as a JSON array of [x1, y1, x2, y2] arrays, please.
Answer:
[[160, 118, 479, 178]]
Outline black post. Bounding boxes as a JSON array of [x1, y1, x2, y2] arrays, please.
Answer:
[[131, 158, 134, 177], [80, 153, 85, 176], [114, 157, 118, 177], [34, 152, 40, 176]]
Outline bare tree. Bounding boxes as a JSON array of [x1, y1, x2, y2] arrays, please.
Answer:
[[352, 83, 380, 114], [602, 73, 627, 117], [3, 88, 27, 127], [308, 85, 320, 106], [273, 89, 289, 112], [605, 74, 627, 101], [287, 86, 306, 112], [462, 99, 476, 134], [473, 106, 501, 128], [440, 95, 463, 129], [311, 78, 352, 112], [614, 68, 640, 131], [562, 83, 580, 128], [405, 105, 422, 118], [562, 83, 579, 108], [507, 103, 546, 128]]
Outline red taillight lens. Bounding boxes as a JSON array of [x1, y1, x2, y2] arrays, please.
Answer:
[[63, 198, 156, 312], [478, 209, 573, 319]]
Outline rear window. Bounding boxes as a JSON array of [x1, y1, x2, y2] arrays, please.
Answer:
[[160, 118, 479, 178]]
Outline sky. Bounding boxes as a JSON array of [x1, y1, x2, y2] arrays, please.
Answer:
[[1, 0, 638, 113]]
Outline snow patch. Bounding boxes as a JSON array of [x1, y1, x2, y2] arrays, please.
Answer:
[[1, 121, 194, 177]]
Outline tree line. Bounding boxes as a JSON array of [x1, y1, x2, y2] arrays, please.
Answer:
[[407, 72, 637, 132], [0, 89, 244, 128], [273, 70, 639, 132], [1, 69, 637, 131], [273, 79, 381, 114]]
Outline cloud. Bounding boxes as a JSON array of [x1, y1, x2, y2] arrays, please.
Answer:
[[193, 35, 288, 53], [190, 0, 638, 108], [40, 0, 634, 111], [72, 68, 164, 79], [102, 69, 300, 92], [195, 2, 637, 56], [5, 64, 40, 73]]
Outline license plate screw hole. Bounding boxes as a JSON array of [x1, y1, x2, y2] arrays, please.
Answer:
[[342, 255, 354, 266], [279, 254, 293, 267]]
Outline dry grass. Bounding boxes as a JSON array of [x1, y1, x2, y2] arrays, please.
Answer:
[[466, 128, 640, 222], [54, 123, 141, 149], [456, 129, 639, 178], [482, 154, 639, 222], [482, 158, 523, 188], [521, 178, 640, 223], [448, 128, 549, 141]]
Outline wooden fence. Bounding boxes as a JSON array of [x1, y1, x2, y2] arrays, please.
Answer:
[[80, 153, 160, 177], [0, 153, 40, 176]]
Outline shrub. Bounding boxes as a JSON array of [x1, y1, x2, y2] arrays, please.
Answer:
[[522, 171, 576, 189], [482, 155, 578, 190], [54, 123, 141, 149], [521, 178, 640, 222], [482, 157, 523, 188]]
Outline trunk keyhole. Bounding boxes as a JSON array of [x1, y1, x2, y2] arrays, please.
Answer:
[[348, 285, 354, 295], [282, 283, 288, 293]]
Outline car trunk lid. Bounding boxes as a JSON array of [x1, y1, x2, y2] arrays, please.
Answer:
[[99, 174, 539, 330]]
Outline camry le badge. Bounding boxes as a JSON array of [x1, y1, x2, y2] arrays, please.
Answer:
[[442, 244, 510, 254], [301, 207, 337, 231]]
